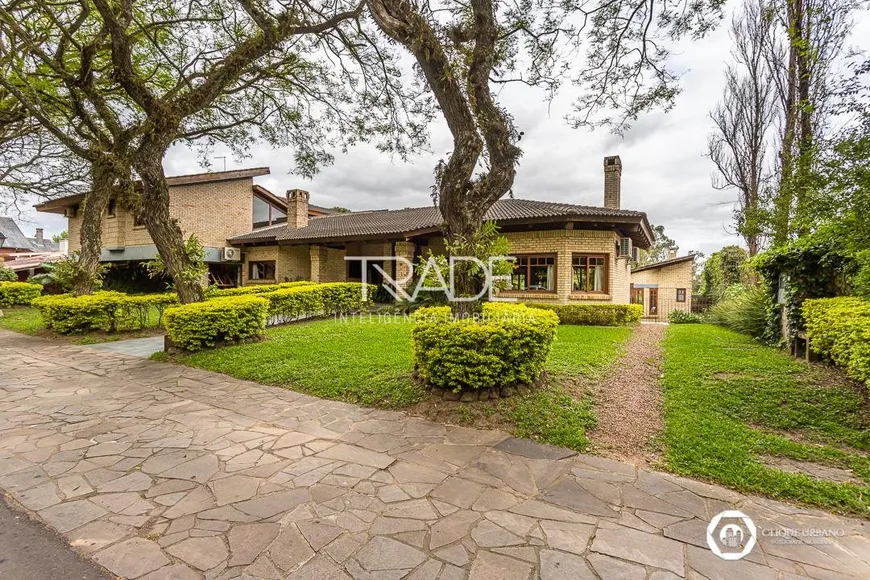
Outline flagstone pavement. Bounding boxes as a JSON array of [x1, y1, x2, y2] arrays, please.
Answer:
[[0, 329, 867, 580]]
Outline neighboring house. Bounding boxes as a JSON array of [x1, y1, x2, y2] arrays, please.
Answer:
[[630, 253, 695, 318], [37, 157, 658, 304], [0, 216, 38, 258], [0, 218, 64, 281], [34, 168, 332, 288]]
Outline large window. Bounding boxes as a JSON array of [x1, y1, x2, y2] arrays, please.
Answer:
[[510, 255, 555, 292], [249, 261, 276, 281], [253, 196, 287, 228], [572, 254, 607, 293]]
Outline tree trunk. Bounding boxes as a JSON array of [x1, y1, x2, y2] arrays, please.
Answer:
[[74, 164, 114, 295], [135, 141, 205, 304]]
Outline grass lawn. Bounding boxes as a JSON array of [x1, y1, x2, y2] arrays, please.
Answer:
[[159, 319, 632, 450], [0, 306, 163, 344], [662, 324, 869, 516]]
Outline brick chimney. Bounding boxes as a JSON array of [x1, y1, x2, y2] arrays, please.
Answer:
[[35, 228, 44, 245], [667, 249, 678, 260], [286, 189, 309, 228], [603, 155, 622, 209]]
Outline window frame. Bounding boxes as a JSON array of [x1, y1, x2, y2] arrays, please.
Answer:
[[106, 199, 117, 218], [248, 260, 277, 281], [571, 253, 609, 294], [253, 194, 288, 228], [676, 288, 687, 303], [508, 254, 557, 293]]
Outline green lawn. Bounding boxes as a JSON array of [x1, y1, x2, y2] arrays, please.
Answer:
[[662, 324, 869, 516], [0, 307, 44, 335], [160, 319, 632, 450]]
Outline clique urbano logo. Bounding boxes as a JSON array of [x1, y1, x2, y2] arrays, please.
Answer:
[[707, 510, 757, 560]]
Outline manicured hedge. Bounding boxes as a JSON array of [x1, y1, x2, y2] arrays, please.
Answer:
[[319, 282, 377, 314], [804, 297, 870, 389], [265, 285, 325, 320], [529, 303, 642, 325], [0, 281, 43, 307], [213, 281, 314, 297], [411, 303, 559, 392], [163, 295, 269, 351], [32, 291, 177, 334]]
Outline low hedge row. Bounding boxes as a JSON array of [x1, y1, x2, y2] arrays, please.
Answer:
[[164, 295, 269, 351], [0, 281, 43, 307], [213, 281, 314, 297], [803, 297, 870, 388], [32, 291, 178, 334], [411, 303, 560, 392], [528, 303, 642, 325]]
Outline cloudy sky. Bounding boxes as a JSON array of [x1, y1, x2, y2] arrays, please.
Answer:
[[21, 4, 870, 258]]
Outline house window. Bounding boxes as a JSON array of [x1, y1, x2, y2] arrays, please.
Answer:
[[253, 196, 288, 228], [133, 210, 145, 228], [630, 286, 644, 304], [510, 255, 555, 292], [572, 254, 607, 293], [249, 261, 276, 281], [676, 288, 686, 302], [107, 199, 116, 217]]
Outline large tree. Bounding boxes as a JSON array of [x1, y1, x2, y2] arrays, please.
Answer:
[[366, 0, 726, 314], [708, 0, 776, 257], [1, 0, 427, 301]]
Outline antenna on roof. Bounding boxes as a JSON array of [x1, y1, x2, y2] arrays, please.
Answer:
[[214, 156, 227, 171]]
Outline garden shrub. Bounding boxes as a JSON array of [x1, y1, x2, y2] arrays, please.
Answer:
[[163, 295, 269, 351], [704, 285, 769, 338], [411, 302, 559, 392], [528, 303, 642, 325], [213, 281, 315, 297], [668, 310, 702, 324], [0, 264, 17, 282], [264, 285, 325, 319], [319, 282, 377, 314], [32, 291, 176, 334], [0, 281, 43, 306], [804, 297, 870, 388]]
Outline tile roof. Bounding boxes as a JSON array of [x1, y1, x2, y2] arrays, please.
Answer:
[[0, 217, 35, 251], [631, 254, 696, 273], [2, 251, 64, 271], [231, 199, 652, 246]]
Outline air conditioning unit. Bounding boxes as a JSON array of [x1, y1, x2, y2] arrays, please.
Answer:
[[617, 237, 633, 257], [222, 247, 241, 262], [631, 246, 641, 262]]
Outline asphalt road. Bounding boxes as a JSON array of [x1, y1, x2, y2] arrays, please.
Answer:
[[0, 495, 112, 580]]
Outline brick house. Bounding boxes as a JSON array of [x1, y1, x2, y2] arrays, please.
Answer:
[[630, 253, 696, 318], [37, 157, 697, 306], [34, 168, 332, 287]]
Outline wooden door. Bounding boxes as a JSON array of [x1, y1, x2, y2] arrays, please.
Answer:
[[649, 288, 658, 315]]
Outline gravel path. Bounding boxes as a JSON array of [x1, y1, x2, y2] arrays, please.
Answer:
[[589, 323, 666, 464]]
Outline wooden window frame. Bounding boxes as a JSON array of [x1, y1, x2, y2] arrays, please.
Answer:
[[248, 260, 277, 281], [571, 253, 609, 294], [253, 194, 288, 228], [630, 285, 644, 305], [509, 254, 557, 293], [676, 288, 687, 303]]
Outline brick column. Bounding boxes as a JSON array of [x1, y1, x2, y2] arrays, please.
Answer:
[[309, 245, 327, 283], [393, 241, 416, 288]]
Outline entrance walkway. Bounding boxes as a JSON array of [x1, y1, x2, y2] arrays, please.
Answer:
[[85, 336, 165, 358], [0, 330, 867, 579]]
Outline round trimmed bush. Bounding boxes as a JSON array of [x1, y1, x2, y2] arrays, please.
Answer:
[[163, 295, 269, 351], [411, 302, 559, 392]]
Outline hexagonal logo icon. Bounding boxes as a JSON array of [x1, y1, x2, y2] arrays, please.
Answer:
[[707, 510, 757, 560]]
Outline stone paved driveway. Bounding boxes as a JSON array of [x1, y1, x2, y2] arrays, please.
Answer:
[[0, 330, 867, 580]]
